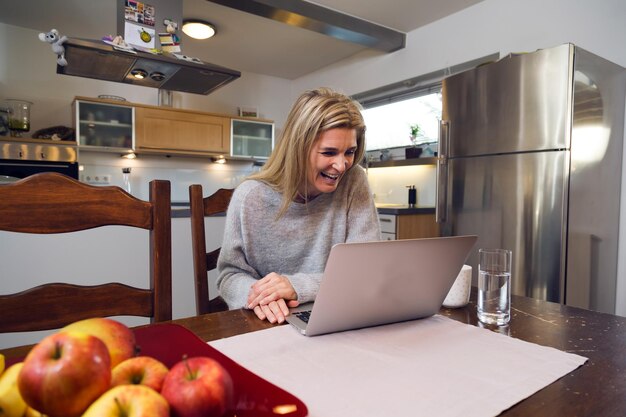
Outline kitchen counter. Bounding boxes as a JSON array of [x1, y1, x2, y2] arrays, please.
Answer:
[[376, 204, 435, 215], [174, 204, 436, 218], [174, 204, 435, 218], [171, 201, 229, 218]]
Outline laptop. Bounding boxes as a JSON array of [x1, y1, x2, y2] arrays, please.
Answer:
[[286, 235, 477, 336]]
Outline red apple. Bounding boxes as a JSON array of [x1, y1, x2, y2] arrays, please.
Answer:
[[161, 357, 234, 417], [62, 318, 136, 368], [111, 356, 169, 392], [82, 385, 169, 417], [18, 331, 111, 417]]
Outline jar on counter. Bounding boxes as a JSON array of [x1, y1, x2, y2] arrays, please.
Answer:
[[0, 107, 9, 136]]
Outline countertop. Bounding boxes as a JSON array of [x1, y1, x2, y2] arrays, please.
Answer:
[[375, 204, 436, 215], [173, 204, 436, 218]]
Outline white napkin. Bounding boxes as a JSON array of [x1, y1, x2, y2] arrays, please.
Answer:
[[211, 315, 586, 417]]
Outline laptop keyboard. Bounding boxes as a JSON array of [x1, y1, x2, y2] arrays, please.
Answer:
[[294, 310, 312, 323]]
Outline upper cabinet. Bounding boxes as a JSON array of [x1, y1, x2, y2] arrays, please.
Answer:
[[135, 107, 230, 156], [72, 97, 276, 159], [73, 99, 134, 152], [230, 118, 274, 159]]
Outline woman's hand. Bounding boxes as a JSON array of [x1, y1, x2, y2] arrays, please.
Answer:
[[248, 272, 299, 323], [252, 299, 299, 324]]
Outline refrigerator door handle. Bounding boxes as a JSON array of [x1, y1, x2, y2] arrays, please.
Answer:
[[436, 120, 450, 223]]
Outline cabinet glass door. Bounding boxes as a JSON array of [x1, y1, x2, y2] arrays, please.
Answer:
[[231, 119, 274, 158], [76, 101, 134, 150]]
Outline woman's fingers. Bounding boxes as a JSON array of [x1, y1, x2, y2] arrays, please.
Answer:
[[253, 305, 266, 321], [252, 300, 290, 324]]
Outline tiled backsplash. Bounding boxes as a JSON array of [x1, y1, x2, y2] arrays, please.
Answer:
[[79, 152, 260, 202], [79, 152, 436, 208], [367, 164, 437, 206]]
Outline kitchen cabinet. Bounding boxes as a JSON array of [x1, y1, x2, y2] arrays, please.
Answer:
[[73, 99, 134, 152], [135, 107, 230, 156], [72, 97, 273, 159], [378, 212, 439, 240], [230, 118, 274, 158]]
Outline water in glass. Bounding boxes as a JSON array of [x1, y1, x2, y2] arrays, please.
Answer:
[[477, 270, 511, 325]]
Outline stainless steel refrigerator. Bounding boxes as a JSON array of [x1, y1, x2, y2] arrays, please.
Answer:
[[437, 43, 626, 314]]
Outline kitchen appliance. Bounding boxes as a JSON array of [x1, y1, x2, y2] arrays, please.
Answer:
[[437, 43, 626, 314], [0, 139, 78, 183], [57, 38, 240, 95]]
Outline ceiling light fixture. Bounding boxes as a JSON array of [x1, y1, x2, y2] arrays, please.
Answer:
[[182, 20, 216, 40]]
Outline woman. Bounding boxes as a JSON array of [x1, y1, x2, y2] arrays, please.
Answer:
[[217, 87, 381, 323]]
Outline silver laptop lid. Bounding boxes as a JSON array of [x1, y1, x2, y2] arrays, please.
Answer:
[[298, 235, 477, 336]]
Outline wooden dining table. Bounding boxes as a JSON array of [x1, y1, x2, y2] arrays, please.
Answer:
[[3, 291, 625, 417]]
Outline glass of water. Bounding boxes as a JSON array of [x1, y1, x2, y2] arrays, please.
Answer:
[[477, 248, 512, 326]]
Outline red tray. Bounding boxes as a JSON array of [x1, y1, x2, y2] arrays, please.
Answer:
[[134, 323, 308, 417], [9, 323, 307, 417]]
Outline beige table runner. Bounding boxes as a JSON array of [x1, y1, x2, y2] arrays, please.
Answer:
[[210, 315, 587, 417]]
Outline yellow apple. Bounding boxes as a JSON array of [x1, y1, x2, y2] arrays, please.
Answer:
[[82, 385, 169, 417], [111, 356, 169, 392], [0, 362, 27, 417], [18, 331, 111, 417], [23, 406, 47, 417], [0, 353, 5, 375], [62, 317, 136, 368]]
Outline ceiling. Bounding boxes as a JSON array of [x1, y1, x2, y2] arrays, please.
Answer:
[[0, 0, 483, 79]]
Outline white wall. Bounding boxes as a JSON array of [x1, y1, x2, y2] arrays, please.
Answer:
[[292, 0, 626, 315], [292, 0, 626, 93]]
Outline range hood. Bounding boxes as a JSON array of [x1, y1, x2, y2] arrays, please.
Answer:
[[57, 38, 241, 95]]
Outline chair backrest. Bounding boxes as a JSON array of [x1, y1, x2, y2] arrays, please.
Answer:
[[189, 184, 233, 315], [0, 172, 172, 332]]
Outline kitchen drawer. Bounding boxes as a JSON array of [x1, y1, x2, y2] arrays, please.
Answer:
[[381, 231, 396, 241], [378, 214, 396, 234]]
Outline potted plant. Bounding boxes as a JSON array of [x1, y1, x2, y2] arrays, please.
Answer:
[[406, 124, 423, 159]]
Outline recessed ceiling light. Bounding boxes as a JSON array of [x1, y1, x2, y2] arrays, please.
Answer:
[[150, 71, 165, 81], [130, 69, 148, 79], [182, 20, 216, 40]]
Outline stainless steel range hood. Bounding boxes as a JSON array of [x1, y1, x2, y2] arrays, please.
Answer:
[[57, 38, 241, 95]]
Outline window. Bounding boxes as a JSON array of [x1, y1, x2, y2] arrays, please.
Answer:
[[362, 90, 441, 151], [353, 53, 499, 153]]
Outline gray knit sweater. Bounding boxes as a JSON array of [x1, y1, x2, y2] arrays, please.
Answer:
[[217, 166, 381, 309]]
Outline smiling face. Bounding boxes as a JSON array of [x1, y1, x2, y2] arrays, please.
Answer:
[[301, 127, 358, 199]]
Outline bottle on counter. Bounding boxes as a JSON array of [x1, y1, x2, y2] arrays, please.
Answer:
[[122, 167, 132, 194], [406, 185, 417, 207]]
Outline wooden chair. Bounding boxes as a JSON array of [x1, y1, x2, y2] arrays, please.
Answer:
[[0, 172, 172, 333], [189, 184, 233, 315]]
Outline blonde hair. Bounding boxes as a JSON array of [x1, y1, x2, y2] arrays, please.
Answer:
[[250, 87, 366, 217]]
